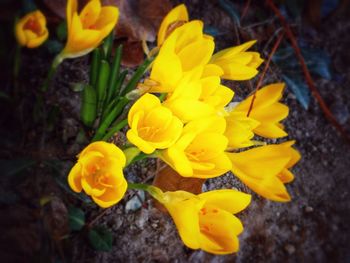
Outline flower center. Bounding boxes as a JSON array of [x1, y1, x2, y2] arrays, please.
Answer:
[[23, 18, 42, 35]]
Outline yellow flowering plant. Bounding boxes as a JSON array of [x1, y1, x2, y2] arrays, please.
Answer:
[[15, 10, 48, 48], [60, 3, 302, 256]]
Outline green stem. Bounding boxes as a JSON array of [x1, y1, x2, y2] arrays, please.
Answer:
[[41, 55, 64, 92], [127, 182, 150, 191], [101, 119, 128, 141], [127, 183, 164, 202]]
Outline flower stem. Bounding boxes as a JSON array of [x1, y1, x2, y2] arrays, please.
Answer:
[[41, 54, 64, 92], [127, 183, 163, 201], [127, 182, 150, 191]]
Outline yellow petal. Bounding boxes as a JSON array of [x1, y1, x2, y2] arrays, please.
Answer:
[[199, 189, 251, 214], [66, 0, 78, 33], [126, 129, 155, 154], [177, 38, 215, 71], [128, 93, 161, 124], [79, 0, 101, 29], [94, 6, 119, 37], [162, 191, 203, 249], [211, 40, 257, 62], [92, 179, 127, 208], [67, 163, 82, 192], [161, 146, 193, 176], [157, 4, 189, 46], [199, 205, 242, 254], [80, 141, 126, 167]]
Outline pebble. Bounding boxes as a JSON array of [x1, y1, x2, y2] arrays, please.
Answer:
[[284, 244, 296, 254], [125, 190, 145, 213], [305, 206, 314, 213], [292, 225, 298, 232]]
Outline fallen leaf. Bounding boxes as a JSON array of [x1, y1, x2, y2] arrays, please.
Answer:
[[118, 40, 145, 67], [152, 165, 205, 213]]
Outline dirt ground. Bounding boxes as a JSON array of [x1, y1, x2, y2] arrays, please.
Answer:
[[1, 0, 350, 262]]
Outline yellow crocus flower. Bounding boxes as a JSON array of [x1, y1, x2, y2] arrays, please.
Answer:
[[160, 116, 232, 178], [127, 93, 183, 154], [199, 64, 234, 111], [234, 83, 289, 138], [224, 111, 260, 149], [162, 67, 215, 123], [15, 10, 48, 48], [157, 4, 189, 47], [152, 188, 251, 254], [210, 40, 263, 80], [68, 141, 127, 208], [227, 141, 301, 202], [61, 0, 119, 59], [148, 20, 214, 93]]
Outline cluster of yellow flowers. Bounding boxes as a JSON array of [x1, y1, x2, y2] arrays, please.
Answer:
[[16, 1, 301, 255]]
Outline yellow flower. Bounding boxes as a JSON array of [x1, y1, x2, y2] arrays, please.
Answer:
[[153, 189, 251, 254], [227, 141, 301, 202], [127, 93, 183, 154], [157, 4, 189, 47], [15, 10, 48, 48], [148, 20, 214, 93], [68, 141, 127, 208], [61, 0, 119, 59], [199, 64, 234, 111], [210, 40, 263, 80], [224, 111, 260, 149], [162, 67, 215, 123], [160, 116, 232, 178], [234, 83, 289, 138]]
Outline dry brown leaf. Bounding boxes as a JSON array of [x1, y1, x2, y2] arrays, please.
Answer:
[[152, 165, 205, 213], [118, 40, 145, 67]]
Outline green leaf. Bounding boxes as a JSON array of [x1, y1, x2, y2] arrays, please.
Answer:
[[71, 82, 85, 92], [90, 49, 101, 87], [121, 57, 154, 96], [97, 60, 110, 114], [68, 207, 85, 231], [44, 40, 63, 54], [282, 74, 310, 110], [107, 45, 123, 103], [81, 85, 97, 127], [92, 97, 129, 141], [56, 21, 67, 42], [102, 31, 114, 60], [88, 226, 113, 252]]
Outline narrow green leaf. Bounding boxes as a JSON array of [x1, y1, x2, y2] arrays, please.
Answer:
[[121, 57, 154, 96], [81, 85, 97, 127], [114, 70, 128, 97], [92, 97, 129, 141], [102, 119, 128, 141], [90, 49, 101, 87], [102, 31, 114, 60], [97, 60, 110, 114], [88, 226, 113, 252], [68, 207, 85, 231], [106, 45, 123, 103]]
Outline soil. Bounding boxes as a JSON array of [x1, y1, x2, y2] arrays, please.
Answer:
[[1, 1, 350, 262]]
